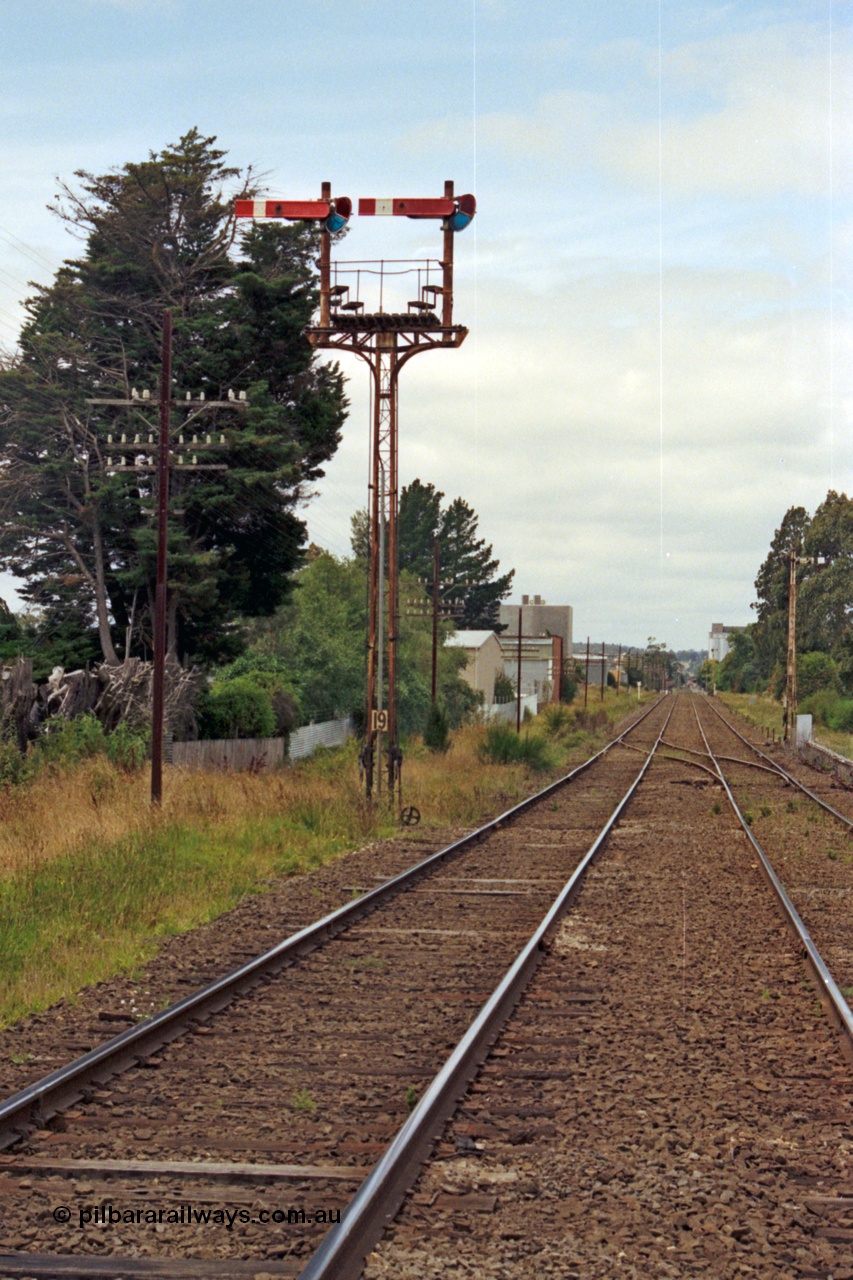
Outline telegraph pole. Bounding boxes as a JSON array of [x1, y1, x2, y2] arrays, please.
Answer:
[[584, 636, 590, 708], [552, 634, 563, 704], [431, 538, 440, 703], [783, 551, 797, 744], [516, 607, 523, 733], [783, 550, 828, 744], [150, 311, 173, 806], [88, 316, 245, 806], [403, 545, 463, 709]]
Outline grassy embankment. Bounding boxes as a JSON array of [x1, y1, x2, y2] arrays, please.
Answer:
[[717, 691, 853, 758], [0, 693, 640, 1029]]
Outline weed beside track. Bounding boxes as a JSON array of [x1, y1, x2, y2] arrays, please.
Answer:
[[0, 699, 640, 1028]]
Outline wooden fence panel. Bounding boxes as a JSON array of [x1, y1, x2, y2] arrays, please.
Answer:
[[172, 737, 285, 772], [171, 718, 354, 772]]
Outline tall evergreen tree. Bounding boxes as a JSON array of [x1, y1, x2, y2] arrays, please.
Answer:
[[438, 495, 514, 630], [0, 129, 347, 666], [350, 479, 514, 630], [751, 504, 810, 682], [751, 492, 853, 688], [801, 491, 853, 659], [397, 479, 443, 580]]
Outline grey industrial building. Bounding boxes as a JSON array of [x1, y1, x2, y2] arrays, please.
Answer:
[[498, 595, 573, 649]]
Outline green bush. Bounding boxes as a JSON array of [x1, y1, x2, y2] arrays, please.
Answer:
[[798, 651, 841, 699], [493, 673, 515, 703], [442, 679, 482, 729], [0, 741, 28, 787], [479, 722, 554, 771], [198, 678, 276, 740], [801, 690, 853, 733], [827, 699, 853, 732], [542, 704, 572, 736], [423, 701, 451, 753], [215, 654, 301, 735], [34, 714, 108, 766], [16, 715, 150, 781], [560, 674, 578, 703], [104, 721, 150, 772]]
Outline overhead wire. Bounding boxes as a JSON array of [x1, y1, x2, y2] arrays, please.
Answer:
[[0, 217, 366, 649]]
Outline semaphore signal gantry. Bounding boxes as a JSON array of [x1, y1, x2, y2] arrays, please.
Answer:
[[236, 181, 476, 804]]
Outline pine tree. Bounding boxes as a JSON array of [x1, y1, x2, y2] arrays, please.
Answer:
[[350, 479, 514, 630], [0, 129, 347, 666]]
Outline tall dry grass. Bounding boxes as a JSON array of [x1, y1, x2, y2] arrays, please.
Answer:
[[0, 704, 631, 1027], [0, 745, 375, 879]]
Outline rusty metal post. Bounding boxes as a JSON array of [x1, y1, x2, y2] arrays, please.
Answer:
[[552, 635, 563, 703], [151, 311, 172, 808], [441, 179, 454, 332], [600, 640, 606, 701], [784, 551, 797, 744], [584, 636, 590, 708], [516, 607, 523, 732], [377, 462, 385, 792], [431, 538, 440, 703], [386, 353, 400, 798], [617, 643, 622, 698], [364, 359, 382, 798], [319, 181, 331, 330]]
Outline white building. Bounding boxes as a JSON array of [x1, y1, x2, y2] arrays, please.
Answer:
[[444, 631, 505, 705], [708, 622, 744, 662]]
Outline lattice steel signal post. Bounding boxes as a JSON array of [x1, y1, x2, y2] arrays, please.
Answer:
[[236, 181, 475, 801]]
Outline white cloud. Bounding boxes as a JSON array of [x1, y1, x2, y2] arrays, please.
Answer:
[[401, 20, 852, 200]]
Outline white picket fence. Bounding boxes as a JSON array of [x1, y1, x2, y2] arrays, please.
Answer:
[[485, 695, 539, 724], [172, 716, 354, 772], [289, 716, 354, 760]]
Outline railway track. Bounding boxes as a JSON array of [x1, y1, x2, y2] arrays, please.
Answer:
[[358, 694, 853, 1280], [2, 692, 851, 1279], [692, 696, 853, 1003], [0, 695, 672, 1277]]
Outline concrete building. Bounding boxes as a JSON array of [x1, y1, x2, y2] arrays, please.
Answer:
[[498, 595, 573, 650], [577, 655, 627, 691], [708, 622, 745, 662], [444, 631, 505, 705], [496, 633, 564, 702]]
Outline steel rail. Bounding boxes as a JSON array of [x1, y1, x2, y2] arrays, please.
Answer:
[[691, 701, 853, 1063], [660, 735, 788, 779], [0, 695, 668, 1152], [700, 694, 853, 830], [297, 700, 676, 1280]]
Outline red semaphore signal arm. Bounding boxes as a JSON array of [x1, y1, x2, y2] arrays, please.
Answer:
[[235, 199, 330, 220], [359, 193, 476, 230], [358, 197, 455, 218], [235, 196, 352, 233]]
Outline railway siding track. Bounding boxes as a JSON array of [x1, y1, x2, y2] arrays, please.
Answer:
[[360, 694, 853, 1280], [0, 699, 673, 1277], [691, 696, 853, 1009]]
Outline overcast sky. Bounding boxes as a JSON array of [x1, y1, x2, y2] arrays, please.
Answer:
[[1, 0, 849, 651]]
